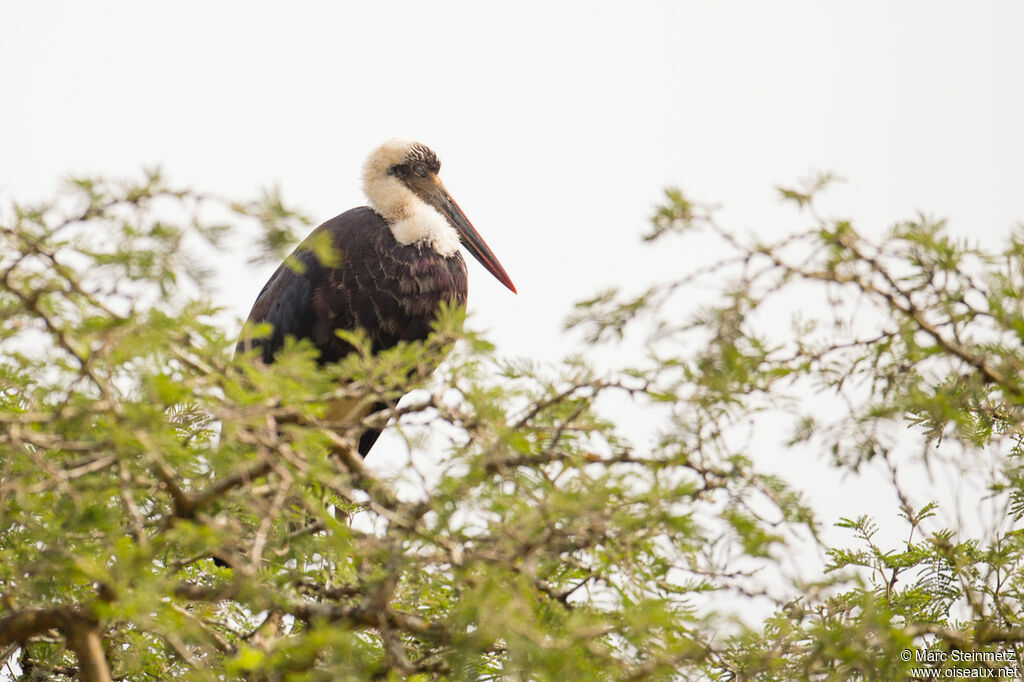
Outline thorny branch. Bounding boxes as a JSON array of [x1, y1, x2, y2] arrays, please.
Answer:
[[0, 605, 112, 682], [10, 174, 1024, 678]]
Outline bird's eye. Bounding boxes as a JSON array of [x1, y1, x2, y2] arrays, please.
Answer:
[[413, 164, 427, 178]]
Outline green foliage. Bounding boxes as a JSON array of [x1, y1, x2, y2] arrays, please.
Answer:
[[2, 170, 1024, 681]]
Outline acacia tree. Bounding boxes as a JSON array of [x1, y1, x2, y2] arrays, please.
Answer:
[[1, 172, 1023, 680]]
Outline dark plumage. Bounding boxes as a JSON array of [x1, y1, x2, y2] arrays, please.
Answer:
[[239, 207, 468, 455]]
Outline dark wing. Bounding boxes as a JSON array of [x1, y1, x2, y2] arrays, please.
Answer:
[[238, 207, 384, 362], [238, 247, 323, 364]]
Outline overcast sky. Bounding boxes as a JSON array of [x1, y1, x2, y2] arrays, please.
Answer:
[[4, 1, 1024, 550]]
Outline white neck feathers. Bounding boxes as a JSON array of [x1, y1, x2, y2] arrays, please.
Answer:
[[362, 140, 461, 258]]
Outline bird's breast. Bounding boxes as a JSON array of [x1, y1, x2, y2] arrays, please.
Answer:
[[310, 215, 468, 357], [366, 240, 466, 338]]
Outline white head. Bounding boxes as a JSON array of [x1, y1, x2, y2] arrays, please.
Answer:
[[363, 138, 460, 257], [361, 139, 517, 293]]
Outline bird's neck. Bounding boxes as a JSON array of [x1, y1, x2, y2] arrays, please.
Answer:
[[366, 177, 460, 257]]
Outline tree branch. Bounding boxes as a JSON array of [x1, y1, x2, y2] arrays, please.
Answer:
[[0, 605, 111, 682]]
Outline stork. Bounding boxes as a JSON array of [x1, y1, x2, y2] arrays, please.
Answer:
[[239, 139, 516, 456]]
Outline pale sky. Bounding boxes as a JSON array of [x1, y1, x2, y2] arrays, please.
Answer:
[[4, 1, 1024, 552]]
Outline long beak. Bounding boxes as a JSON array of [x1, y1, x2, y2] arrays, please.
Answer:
[[426, 181, 517, 294]]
